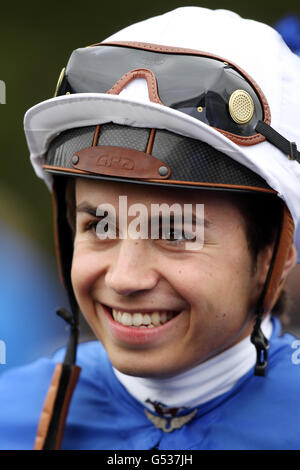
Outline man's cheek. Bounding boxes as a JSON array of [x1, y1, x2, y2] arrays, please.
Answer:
[[71, 251, 93, 296], [72, 247, 108, 298]]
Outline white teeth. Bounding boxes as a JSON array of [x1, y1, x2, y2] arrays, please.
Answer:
[[132, 313, 143, 326], [143, 314, 151, 325], [111, 309, 176, 327], [160, 312, 167, 324], [151, 312, 161, 326], [122, 313, 132, 326]]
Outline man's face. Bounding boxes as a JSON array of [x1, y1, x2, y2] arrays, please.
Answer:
[[71, 179, 270, 378]]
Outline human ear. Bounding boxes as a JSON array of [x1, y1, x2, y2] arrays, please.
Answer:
[[256, 241, 297, 286], [280, 243, 297, 281], [256, 242, 297, 314]]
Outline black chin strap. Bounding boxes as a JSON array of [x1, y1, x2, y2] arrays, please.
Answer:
[[57, 306, 79, 366], [256, 121, 300, 163], [39, 305, 80, 450], [250, 200, 284, 377], [35, 176, 81, 450], [250, 122, 298, 375], [250, 317, 270, 377]]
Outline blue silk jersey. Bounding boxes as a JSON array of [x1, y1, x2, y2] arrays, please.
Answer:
[[0, 317, 299, 450]]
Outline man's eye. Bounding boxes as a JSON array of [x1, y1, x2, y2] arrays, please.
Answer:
[[84, 219, 116, 237], [161, 227, 197, 244], [163, 228, 184, 241], [151, 224, 189, 241], [85, 219, 99, 232]]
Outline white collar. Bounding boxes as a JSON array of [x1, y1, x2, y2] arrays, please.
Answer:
[[113, 315, 273, 412]]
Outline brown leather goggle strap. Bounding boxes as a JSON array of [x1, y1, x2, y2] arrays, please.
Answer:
[[93, 126, 156, 155], [262, 205, 295, 314], [107, 68, 163, 105], [146, 128, 156, 154], [93, 125, 101, 147], [34, 363, 81, 450]]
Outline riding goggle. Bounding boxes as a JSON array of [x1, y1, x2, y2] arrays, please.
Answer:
[[55, 41, 299, 161]]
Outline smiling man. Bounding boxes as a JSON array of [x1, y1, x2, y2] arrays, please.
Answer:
[[1, 7, 300, 450], [72, 179, 275, 379]]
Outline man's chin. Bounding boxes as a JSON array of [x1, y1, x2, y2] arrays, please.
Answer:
[[109, 353, 190, 379]]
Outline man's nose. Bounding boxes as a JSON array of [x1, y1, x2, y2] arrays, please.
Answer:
[[104, 239, 159, 296]]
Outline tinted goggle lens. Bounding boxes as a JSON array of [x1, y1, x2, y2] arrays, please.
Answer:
[[56, 43, 267, 142]]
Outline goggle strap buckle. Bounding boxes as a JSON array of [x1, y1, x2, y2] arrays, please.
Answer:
[[250, 316, 270, 377]]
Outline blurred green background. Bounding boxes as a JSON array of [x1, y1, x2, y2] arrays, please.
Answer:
[[1, 0, 300, 253], [0, 0, 299, 363]]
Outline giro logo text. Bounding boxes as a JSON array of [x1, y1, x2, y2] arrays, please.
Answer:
[[0, 80, 6, 104], [0, 340, 6, 364], [96, 155, 135, 170], [291, 340, 300, 365]]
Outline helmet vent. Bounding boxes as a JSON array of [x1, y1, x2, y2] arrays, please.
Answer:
[[229, 90, 254, 124]]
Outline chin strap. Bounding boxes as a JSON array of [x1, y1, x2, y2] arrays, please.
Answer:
[[250, 201, 294, 377], [250, 121, 297, 375], [34, 307, 81, 450], [250, 201, 283, 377], [33, 178, 82, 450]]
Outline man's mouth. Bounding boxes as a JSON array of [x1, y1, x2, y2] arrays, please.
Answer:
[[105, 306, 179, 328]]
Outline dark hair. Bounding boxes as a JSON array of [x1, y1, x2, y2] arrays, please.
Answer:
[[233, 192, 282, 264], [65, 178, 289, 319], [229, 191, 289, 321], [65, 177, 76, 235]]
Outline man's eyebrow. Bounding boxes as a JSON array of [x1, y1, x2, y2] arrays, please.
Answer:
[[76, 202, 215, 228], [76, 202, 108, 216], [160, 212, 214, 228], [153, 213, 215, 231]]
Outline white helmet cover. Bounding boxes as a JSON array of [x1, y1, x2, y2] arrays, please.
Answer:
[[24, 7, 300, 261]]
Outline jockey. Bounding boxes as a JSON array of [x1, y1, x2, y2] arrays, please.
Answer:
[[1, 7, 300, 450]]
